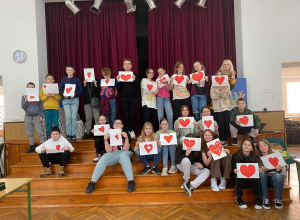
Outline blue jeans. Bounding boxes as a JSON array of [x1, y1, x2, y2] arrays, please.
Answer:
[[92, 150, 133, 181], [135, 147, 162, 167], [157, 96, 173, 130], [191, 94, 207, 121], [62, 97, 79, 136], [44, 109, 59, 136], [106, 98, 117, 128], [162, 145, 176, 167], [259, 171, 284, 200]]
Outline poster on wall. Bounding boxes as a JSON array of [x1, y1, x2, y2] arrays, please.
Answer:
[[229, 78, 247, 109]]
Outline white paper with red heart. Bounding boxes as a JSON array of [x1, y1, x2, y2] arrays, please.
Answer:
[[178, 117, 194, 128], [172, 74, 187, 86], [139, 141, 158, 155], [94, 124, 110, 136], [202, 116, 215, 132], [156, 74, 170, 88], [160, 133, 177, 146], [189, 71, 205, 84], [84, 68, 95, 82], [236, 115, 254, 127], [119, 71, 133, 82], [100, 79, 115, 87], [142, 83, 157, 94], [182, 137, 201, 151], [260, 152, 286, 170], [237, 163, 259, 178], [43, 83, 59, 94], [212, 75, 229, 86], [207, 138, 227, 161], [46, 144, 64, 154], [63, 84, 76, 97], [26, 88, 39, 102], [109, 129, 122, 146]]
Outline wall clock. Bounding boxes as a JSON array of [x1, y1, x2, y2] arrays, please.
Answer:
[[13, 50, 27, 63]]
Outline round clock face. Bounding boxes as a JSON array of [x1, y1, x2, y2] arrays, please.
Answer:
[[13, 50, 26, 63]]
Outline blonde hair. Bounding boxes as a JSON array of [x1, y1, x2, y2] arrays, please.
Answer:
[[102, 67, 111, 76], [220, 59, 235, 73], [257, 139, 273, 156], [139, 122, 155, 142], [174, 61, 185, 75]]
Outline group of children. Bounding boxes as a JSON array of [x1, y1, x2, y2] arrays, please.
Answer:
[[21, 58, 285, 210]]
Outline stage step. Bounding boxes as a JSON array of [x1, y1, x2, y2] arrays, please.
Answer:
[[0, 184, 291, 208]]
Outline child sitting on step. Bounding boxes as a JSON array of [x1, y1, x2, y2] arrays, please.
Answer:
[[85, 119, 135, 194], [135, 122, 162, 175], [90, 115, 107, 162], [197, 106, 219, 137], [35, 127, 74, 177], [201, 129, 231, 192]]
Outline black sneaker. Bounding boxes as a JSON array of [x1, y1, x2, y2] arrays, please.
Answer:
[[255, 198, 263, 209], [26, 145, 36, 153], [235, 197, 247, 209], [82, 133, 90, 140], [67, 135, 72, 141], [232, 138, 238, 146], [262, 199, 270, 209], [85, 181, 96, 194], [275, 199, 283, 209], [141, 166, 151, 175], [71, 136, 77, 141], [183, 182, 194, 197], [221, 141, 228, 146], [152, 167, 161, 175], [127, 180, 135, 192]]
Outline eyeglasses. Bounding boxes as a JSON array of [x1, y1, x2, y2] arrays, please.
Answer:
[[114, 122, 122, 125]]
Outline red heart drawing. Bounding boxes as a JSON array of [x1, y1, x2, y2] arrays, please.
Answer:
[[43, 85, 46, 88], [121, 74, 131, 81], [183, 139, 195, 148], [175, 75, 184, 84], [204, 120, 212, 128], [87, 72, 91, 78], [209, 141, 223, 156], [66, 87, 72, 94], [192, 72, 204, 82], [239, 116, 249, 125], [179, 119, 190, 127], [115, 134, 119, 140], [164, 135, 173, 143], [98, 127, 105, 133], [30, 96, 35, 99], [240, 164, 256, 178], [160, 77, 166, 83], [268, 157, 279, 168], [56, 145, 60, 150], [215, 76, 225, 85], [147, 84, 153, 91], [105, 79, 109, 84], [144, 144, 153, 154]]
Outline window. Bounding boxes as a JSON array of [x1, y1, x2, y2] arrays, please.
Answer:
[[282, 63, 300, 117]]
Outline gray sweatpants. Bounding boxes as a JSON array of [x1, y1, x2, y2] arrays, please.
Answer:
[[24, 115, 46, 145], [84, 104, 100, 134]]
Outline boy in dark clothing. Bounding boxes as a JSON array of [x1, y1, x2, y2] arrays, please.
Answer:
[[229, 98, 261, 145], [116, 58, 139, 138]]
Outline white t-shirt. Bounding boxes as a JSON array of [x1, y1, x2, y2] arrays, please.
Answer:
[[141, 78, 157, 109]]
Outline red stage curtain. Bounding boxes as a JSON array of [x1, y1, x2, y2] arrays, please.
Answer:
[[45, 0, 140, 131], [148, 0, 236, 78]]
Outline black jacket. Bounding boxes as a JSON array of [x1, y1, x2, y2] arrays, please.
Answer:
[[83, 80, 100, 104]]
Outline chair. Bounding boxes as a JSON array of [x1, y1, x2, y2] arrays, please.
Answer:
[[265, 138, 296, 182]]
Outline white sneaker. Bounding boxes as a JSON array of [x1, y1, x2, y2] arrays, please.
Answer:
[[130, 131, 136, 138], [181, 180, 188, 190], [218, 178, 227, 190], [161, 167, 168, 176], [168, 165, 177, 174], [211, 179, 220, 191], [93, 154, 101, 162]]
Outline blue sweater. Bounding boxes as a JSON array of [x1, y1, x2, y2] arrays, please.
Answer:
[[59, 76, 83, 98]]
